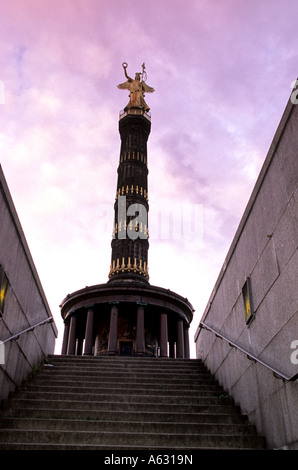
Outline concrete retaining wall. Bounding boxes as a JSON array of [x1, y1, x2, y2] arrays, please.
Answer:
[[195, 92, 298, 449], [0, 165, 57, 403]]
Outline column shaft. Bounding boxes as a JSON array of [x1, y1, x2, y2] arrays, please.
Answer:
[[184, 325, 190, 359], [160, 313, 168, 357], [136, 306, 145, 355], [61, 321, 70, 355], [67, 315, 77, 355], [108, 305, 118, 355], [84, 308, 94, 355], [176, 317, 185, 359]]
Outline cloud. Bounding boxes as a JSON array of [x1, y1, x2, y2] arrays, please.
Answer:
[[1, 0, 297, 355]]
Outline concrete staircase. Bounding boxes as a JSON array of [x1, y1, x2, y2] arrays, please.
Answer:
[[0, 355, 266, 450]]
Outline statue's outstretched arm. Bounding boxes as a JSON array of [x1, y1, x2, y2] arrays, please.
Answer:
[[122, 62, 131, 80]]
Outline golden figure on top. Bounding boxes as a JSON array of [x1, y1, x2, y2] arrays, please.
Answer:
[[118, 62, 155, 112]]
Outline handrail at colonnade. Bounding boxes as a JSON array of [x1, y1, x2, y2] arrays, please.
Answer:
[[199, 321, 298, 382]]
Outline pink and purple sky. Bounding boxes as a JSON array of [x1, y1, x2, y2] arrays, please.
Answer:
[[0, 0, 297, 356]]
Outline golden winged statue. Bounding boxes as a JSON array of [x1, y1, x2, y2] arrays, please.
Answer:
[[118, 62, 155, 112]]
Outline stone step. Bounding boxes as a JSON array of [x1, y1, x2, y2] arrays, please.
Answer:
[[0, 355, 266, 450], [11, 390, 234, 405], [26, 379, 223, 392], [0, 417, 257, 435], [45, 355, 208, 371], [48, 355, 204, 366], [21, 383, 223, 396], [0, 442, 263, 452], [40, 363, 213, 373], [2, 398, 240, 414], [40, 364, 210, 377], [0, 428, 265, 449], [37, 369, 217, 384], [0, 409, 247, 424]]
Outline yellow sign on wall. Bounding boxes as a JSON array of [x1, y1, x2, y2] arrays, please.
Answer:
[[0, 266, 8, 317], [242, 277, 254, 324]]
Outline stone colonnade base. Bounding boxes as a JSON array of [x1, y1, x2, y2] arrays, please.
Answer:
[[62, 303, 190, 359]]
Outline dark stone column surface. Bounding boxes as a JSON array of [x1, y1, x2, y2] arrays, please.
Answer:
[[136, 305, 145, 355], [160, 313, 168, 358], [67, 315, 77, 355], [61, 321, 70, 355], [84, 308, 94, 355], [108, 305, 119, 355], [176, 317, 185, 359]]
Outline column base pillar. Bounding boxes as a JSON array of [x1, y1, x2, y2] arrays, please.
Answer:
[[107, 304, 119, 355]]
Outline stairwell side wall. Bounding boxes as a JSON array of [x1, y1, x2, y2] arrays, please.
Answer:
[[195, 92, 298, 449], [0, 166, 57, 404]]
